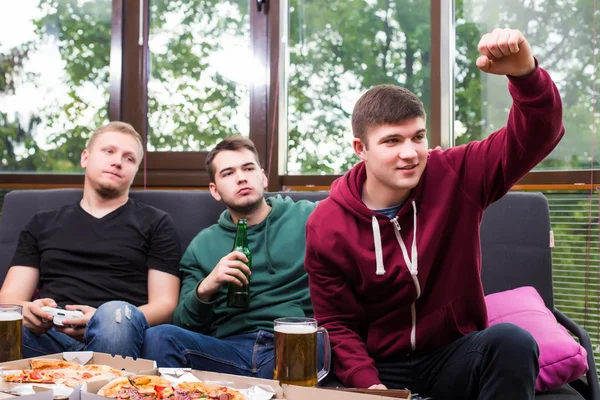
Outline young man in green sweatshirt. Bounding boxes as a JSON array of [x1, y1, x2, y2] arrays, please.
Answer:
[[141, 136, 317, 378]]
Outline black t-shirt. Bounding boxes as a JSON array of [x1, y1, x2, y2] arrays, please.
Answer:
[[10, 199, 181, 308]]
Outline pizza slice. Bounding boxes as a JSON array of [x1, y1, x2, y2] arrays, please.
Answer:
[[2, 370, 30, 384], [79, 364, 123, 376], [77, 364, 124, 385], [29, 359, 79, 371], [97, 376, 173, 399], [97, 376, 138, 398], [130, 376, 173, 399], [2, 369, 56, 384], [43, 369, 82, 387], [174, 381, 244, 400]]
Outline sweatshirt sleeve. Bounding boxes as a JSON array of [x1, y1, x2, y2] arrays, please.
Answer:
[[171, 242, 214, 333], [442, 60, 564, 210], [304, 224, 380, 388]]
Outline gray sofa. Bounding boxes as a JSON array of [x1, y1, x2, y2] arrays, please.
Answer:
[[0, 189, 597, 399]]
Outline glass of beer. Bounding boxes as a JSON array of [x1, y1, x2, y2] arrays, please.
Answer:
[[0, 304, 23, 362], [273, 317, 330, 387]]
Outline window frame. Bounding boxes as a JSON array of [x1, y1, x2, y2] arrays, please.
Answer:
[[278, 0, 599, 189], [122, 0, 276, 187], [0, 0, 596, 190]]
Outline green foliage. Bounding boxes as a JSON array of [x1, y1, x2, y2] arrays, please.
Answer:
[[1, 0, 596, 173], [0, 0, 111, 173], [147, 0, 249, 151], [287, 0, 431, 173], [455, 0, 599, 170]]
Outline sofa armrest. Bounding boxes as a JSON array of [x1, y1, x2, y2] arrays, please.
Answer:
[[554, 308, 600, 400]]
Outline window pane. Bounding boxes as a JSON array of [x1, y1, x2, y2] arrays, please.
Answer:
[[147, 0, 251, 152], [455, 0, 599, 170], [547, 189, 600, 367], [285, 0, 431, 174], [0, 0, 111, 173]]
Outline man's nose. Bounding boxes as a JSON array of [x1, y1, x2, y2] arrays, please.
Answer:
[[399, 143, 418, 159], [111, 154, 122, 168], [235, 170, 247, 182]]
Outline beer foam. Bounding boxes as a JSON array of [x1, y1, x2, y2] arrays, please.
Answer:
[[275, 324, 317, 334], [0, 311, 22, 321]]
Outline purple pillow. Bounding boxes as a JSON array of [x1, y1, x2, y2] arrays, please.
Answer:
[[485, 286, 588, 392]]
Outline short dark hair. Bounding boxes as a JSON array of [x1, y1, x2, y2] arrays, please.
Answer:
[[352, 84, 426, 148], [206, 135, 261, 183]]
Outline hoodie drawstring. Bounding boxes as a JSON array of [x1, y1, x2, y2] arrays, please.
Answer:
[[372, 217, 386, 275], [371, 200, 419, 284], [371, 200, 421, 351], [391, 201, 420, 297]]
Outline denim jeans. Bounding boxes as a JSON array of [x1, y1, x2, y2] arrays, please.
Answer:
[[141, 325, 327, 380], [22, 301, 149, 359]]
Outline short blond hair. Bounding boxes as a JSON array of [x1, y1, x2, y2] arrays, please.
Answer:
[[88, 121, 144, 152]]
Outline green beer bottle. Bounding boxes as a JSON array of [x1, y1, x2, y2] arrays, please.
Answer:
[[227, 218, 251, 308]]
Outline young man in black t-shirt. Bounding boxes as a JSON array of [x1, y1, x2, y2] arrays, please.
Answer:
[[0, 122, 181, 358]]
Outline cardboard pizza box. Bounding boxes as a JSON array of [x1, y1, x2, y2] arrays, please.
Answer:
[[0, 352, 155, 373], [0, 390, 54, 400], [282, 385, 411, 399], [0, 384, 66, 400], [79, 369, 283, 400], [0, 352, 155, 400], [190, 370, 283, 398], [0, 388, 53, 400], [80, 371, 410, 400]]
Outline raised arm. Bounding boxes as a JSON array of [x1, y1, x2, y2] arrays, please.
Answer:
[[442, 29, 564, 209]]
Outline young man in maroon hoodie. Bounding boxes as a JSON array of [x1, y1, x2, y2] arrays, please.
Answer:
[[304, 28, 564, 399]]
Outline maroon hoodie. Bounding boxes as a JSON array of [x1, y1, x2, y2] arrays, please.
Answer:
[[305, 64, 564, 389]]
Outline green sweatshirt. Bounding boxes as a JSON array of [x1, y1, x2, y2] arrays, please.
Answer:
[[173, 195, 317, 338]]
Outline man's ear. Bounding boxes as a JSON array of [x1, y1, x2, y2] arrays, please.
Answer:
[[209, 182, 222, 201], [80, 149, 89, 169], [353, 138, 368, 162]]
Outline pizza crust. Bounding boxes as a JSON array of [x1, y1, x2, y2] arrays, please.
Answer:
[[97, 376, 134, 397], [29, 359, 79, 370], [2, 359, 124, 388]]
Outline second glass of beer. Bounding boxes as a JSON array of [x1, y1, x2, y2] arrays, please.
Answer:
[[273, 317, 330, 387], [0, 304, 23, 363]]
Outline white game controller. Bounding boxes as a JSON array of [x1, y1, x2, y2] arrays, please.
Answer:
[[41, 307, 84, 326]]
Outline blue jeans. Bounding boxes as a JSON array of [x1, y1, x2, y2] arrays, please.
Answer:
[[141, 325, 327, 379], [22, 301, 149, 358]]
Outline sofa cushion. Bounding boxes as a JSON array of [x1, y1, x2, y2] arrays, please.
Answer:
[[485, 286, 588, 392]]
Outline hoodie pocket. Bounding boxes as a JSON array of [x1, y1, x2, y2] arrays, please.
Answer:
[[448, 297, 478, 337], [416, 297, 478, 351]]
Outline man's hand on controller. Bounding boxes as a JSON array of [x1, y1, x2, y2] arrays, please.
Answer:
[[25, 298, 57, 335], [56, 305, 96, 342]]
